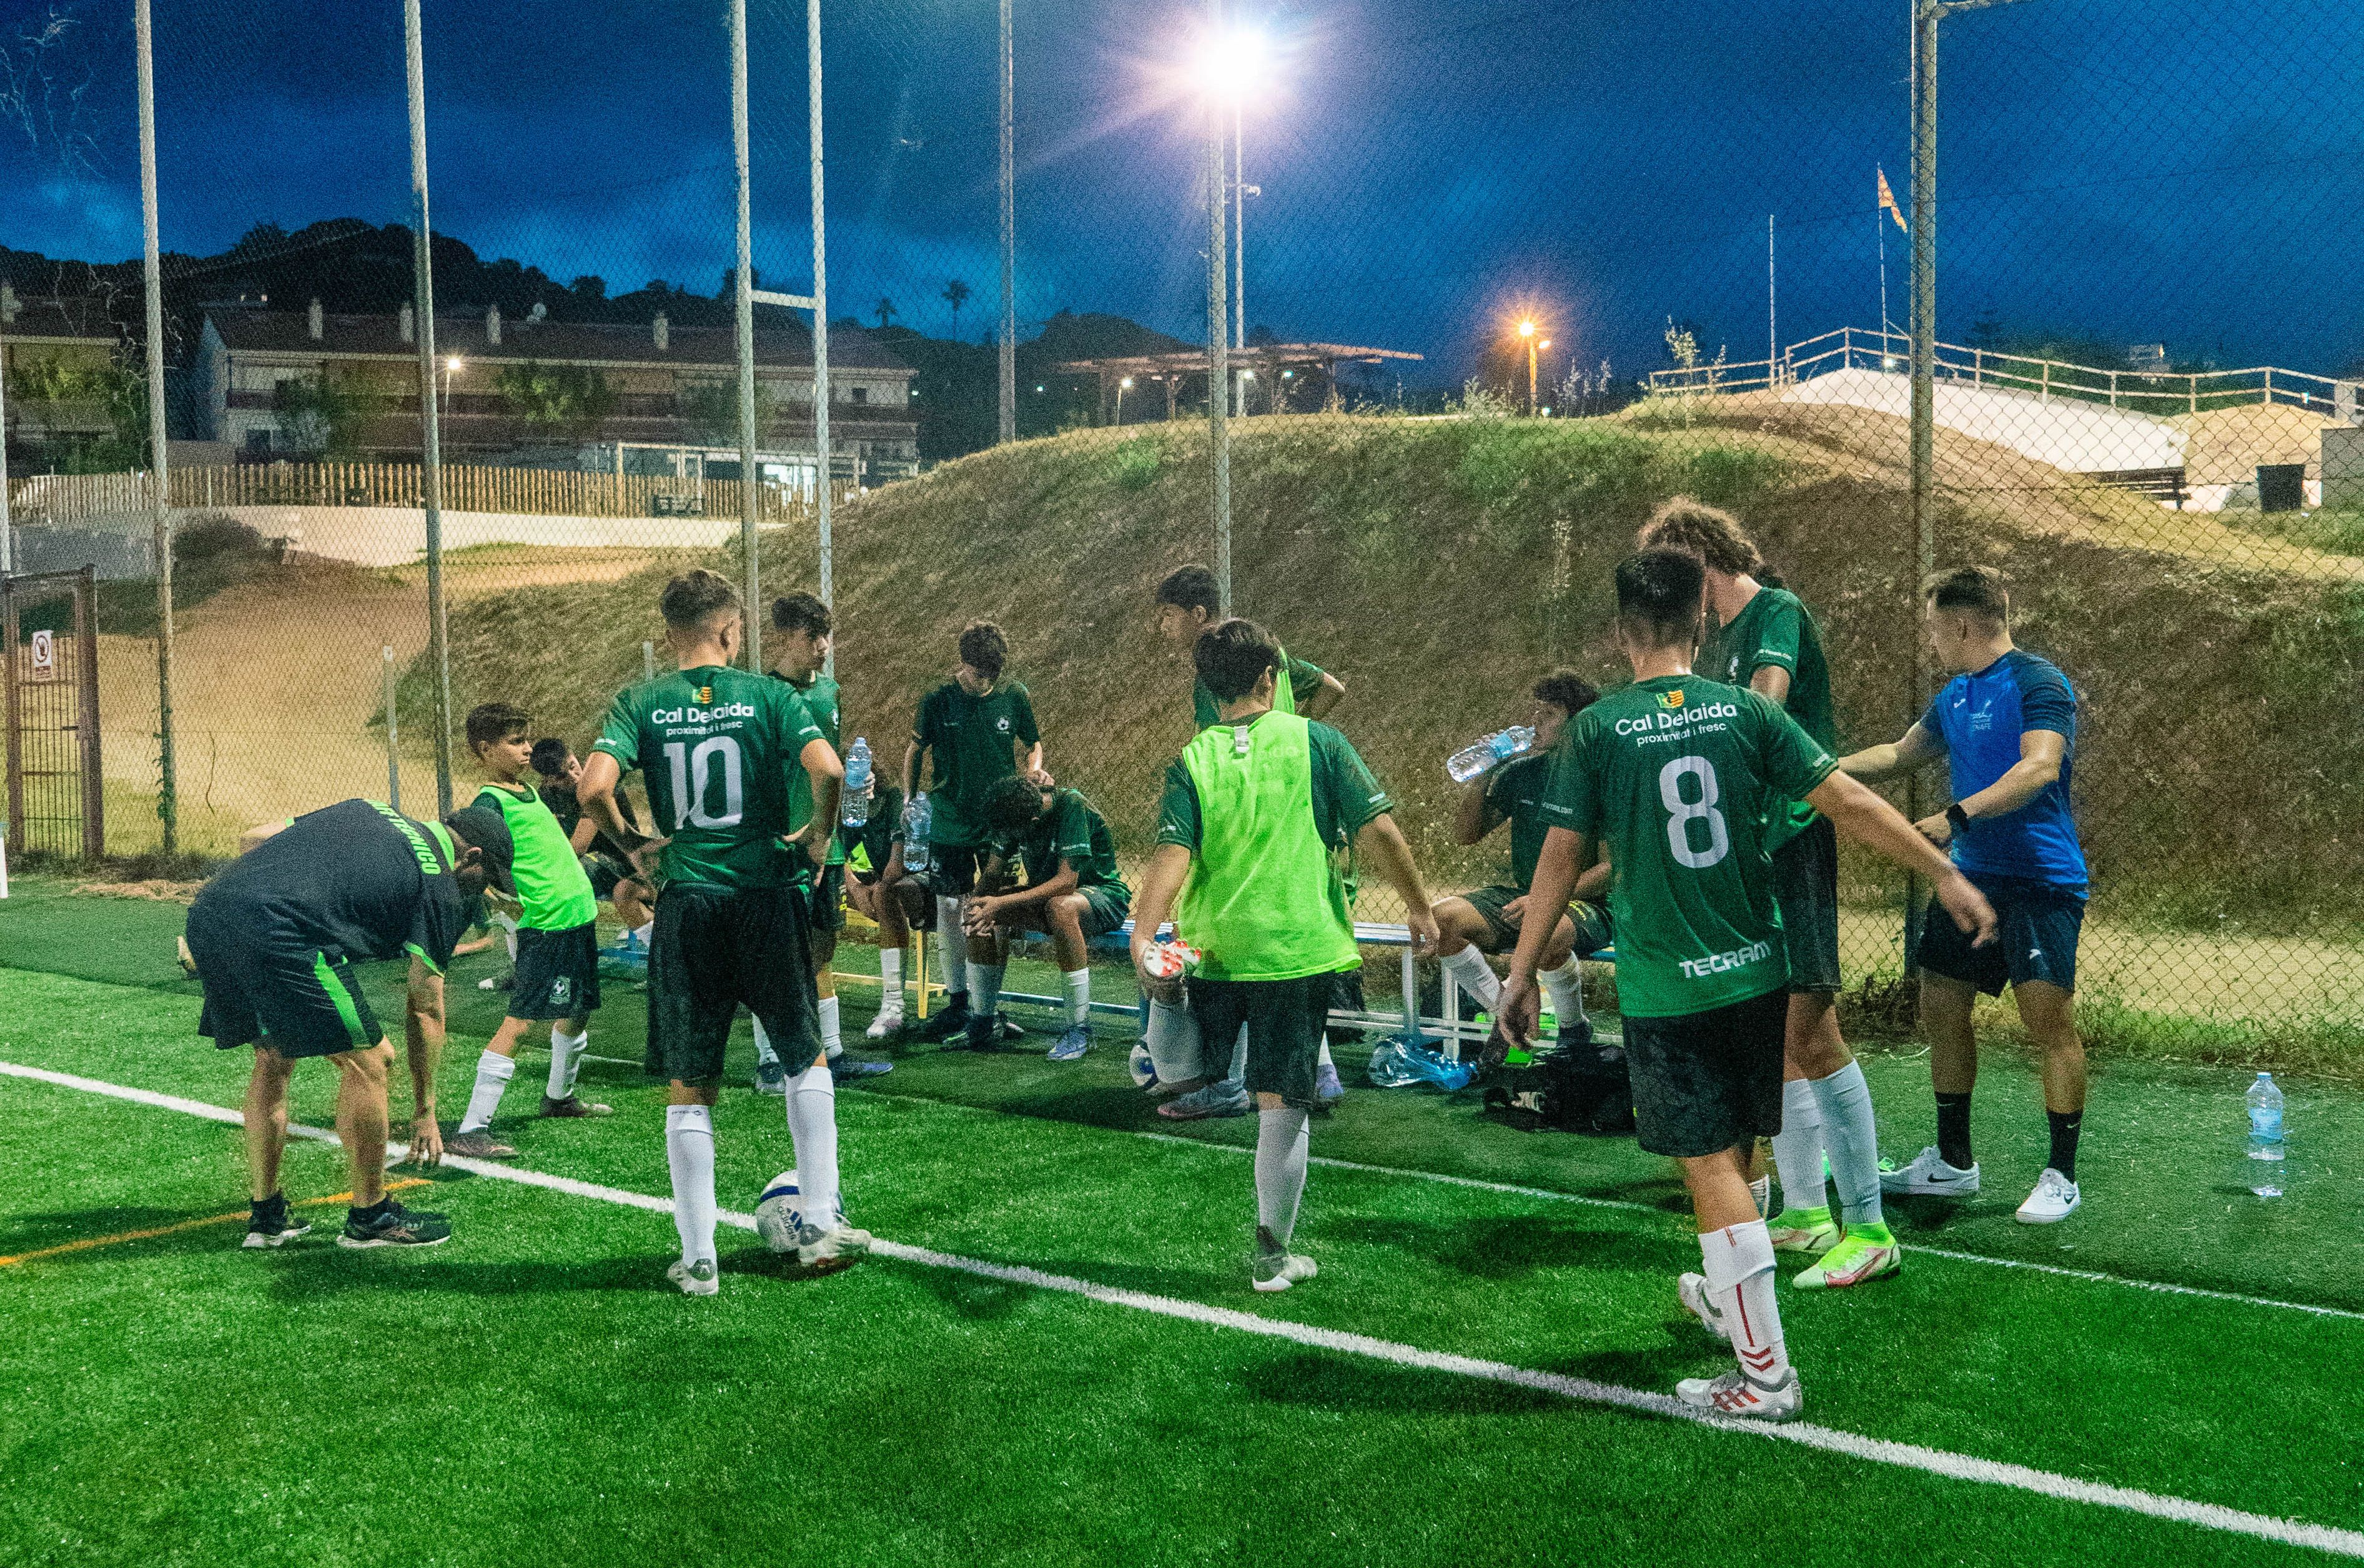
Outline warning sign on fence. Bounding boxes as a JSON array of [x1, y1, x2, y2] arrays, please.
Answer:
[[29, 629, 55, 683]]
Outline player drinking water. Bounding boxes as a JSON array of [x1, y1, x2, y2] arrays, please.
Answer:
[[578, 569, 866, 1293], [1494, 551, 1994, 1420]]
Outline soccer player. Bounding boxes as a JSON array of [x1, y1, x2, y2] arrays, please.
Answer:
[[1838, 565, 2091, 1225], [842, 775, 923, 1039], [1132, 618, 1439, 1291], [445, 706, 613, 1159], [756, 592, 891, 1087], [902, 620, 1044, 1046], [185, 797, 496, 1249], [966, 775, 1133, 1060], [1432, 670, 1610, 1037], [1640, 498, 1894, 1288], [1493, 550, 1994, 1420], [576, 568, 867, 1294], [1151, 563, 1351, 1112], [531, 737, 655, 938]]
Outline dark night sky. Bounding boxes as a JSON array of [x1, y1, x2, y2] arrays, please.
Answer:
[[6, 0, 2360, 383]]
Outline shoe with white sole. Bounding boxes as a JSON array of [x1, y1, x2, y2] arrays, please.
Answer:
[[795, 1221, 873, 1268], [242, 1195, 310, 1250], [666, 1257, 719, 1296], [1766, 1206, 1839, 1255], [1793, 1230, 1902, 1289], [1314, 1061, 1345, 1107], [1253, 1250, 1317, 1293], [1879, 1146, 1981, 1198], [1676, 1272, 1729, 1341], [1676, 1366, 1803, 1423], [865, 1008, 904, 1042], [754, 1058, 788, 1095], [1157, 1078, 1252, 1120], [2015, 1168, 2082, 1224], [1046, 1023, 1091, 1062]]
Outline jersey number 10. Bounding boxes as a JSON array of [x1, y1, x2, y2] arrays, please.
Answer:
[[1659, 755, 1731, 870], [663, 737, 745, 829]]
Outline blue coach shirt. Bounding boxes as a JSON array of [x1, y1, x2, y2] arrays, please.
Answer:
[[1921, 649, 2088, 893]]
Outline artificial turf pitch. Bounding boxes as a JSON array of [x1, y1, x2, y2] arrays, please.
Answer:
[[5, 878, 2363, 1566]]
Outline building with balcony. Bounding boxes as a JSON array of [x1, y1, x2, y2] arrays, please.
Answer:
[[0, 288, 124, 468]]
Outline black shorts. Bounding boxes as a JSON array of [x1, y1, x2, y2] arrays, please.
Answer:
[[925, 842, 985, 897], [582, 853, 635, 901], [1187, 972, 1337, 1110], [187, 906, 383, 1059], [1076, 885, 1129, 938], [646, 881, 821, 1084], [1771, 816, 1842, 994], [510, 922, 601, 1021], [809, 864, 848, 932], [1620, 988, 1788, 1158], [1915, 870, 2085, 996], [1461, 884, 1614, 958]]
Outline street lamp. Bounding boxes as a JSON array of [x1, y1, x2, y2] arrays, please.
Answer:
[[442, 355, 463, 427], [1117, 375, 1134, 425], [1196, 24, 1269, 418], [1516, 320, 1540, 415]]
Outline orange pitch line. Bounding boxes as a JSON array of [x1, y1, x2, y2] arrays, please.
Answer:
[[0, 1178, 430, 1266]]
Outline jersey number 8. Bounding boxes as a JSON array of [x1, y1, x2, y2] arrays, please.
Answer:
[[663, 736, 745, 829], [1658, 755, 1731, 870]]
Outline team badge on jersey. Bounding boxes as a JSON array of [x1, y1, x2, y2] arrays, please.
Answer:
[[996, 716, 1012, 733], [695, 686, 714, 704], [1659, 688, 1686, 709]]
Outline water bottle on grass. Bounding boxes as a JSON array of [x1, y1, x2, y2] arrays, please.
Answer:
[[1446, 726, 1536, 784], [2245, 1072, 2286, 1198]]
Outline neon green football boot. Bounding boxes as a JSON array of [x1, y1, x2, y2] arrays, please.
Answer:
[[1794, 1225, 1902, 1289], [1766, 1205, 1839, 1255]]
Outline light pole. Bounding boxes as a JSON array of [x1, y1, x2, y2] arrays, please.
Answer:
[[1116, 375, 1133, 425], [442, 356, 462, 425], [1518, 319, 1538, 415], [1538, 338, 1552, 413]]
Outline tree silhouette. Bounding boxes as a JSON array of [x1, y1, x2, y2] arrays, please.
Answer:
[[942, 279, 972, 338], [874, 297, 898, 328]]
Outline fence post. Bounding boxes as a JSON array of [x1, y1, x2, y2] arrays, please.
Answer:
[[383, 645, 400, 814], [406, 0, 455, 817], [137, 0, 177, 855], [808, 0, 834, 669]]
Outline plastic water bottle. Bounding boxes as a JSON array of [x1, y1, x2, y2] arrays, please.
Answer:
[[840, 737, 874, 827], [2244, 1072, 2286, 1197], [1446, 725, 1536, 784], [901, 791, 931, 876]]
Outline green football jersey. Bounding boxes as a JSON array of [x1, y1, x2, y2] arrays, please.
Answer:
[[1007, 787, 1129, 895], [912, 678, 1039, 849], [1705, 585, 1834, 850], [1482, 751, 1555, 892], [591, 664, 825, 890], [774, 668, 846, 865], [473, 781, 597, 930], [1541, 674, 1836, 1017]]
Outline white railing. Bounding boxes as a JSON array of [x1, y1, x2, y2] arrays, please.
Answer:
[[1650, 327, 2361, 422]]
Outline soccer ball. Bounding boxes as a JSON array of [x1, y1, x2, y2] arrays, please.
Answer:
[[1127, 1041, 1158, 1091], [754, 1170, 804, 1253]]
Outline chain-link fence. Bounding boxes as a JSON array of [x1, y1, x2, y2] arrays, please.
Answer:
[[2, 0, 2360, 1061]]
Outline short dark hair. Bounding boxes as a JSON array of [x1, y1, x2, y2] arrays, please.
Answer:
[[1154, 564, 1221, 619], [1532, 669, 1598, 716], [1194, 617, 1280, 704], [771, 591, 831, 637], [981, 774, 1049, 840], [660, 568, 741, 631], [465, 702, 530, 754], [1615, 550, 1706, 651], [1638, 496, 1760, 577], [528, 737, 571, 777], [959, 620, 1008, 680], [1925, 564, 2010, 624]]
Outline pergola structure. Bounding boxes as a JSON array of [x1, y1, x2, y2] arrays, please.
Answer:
[[1052, 342, 1423, 423]]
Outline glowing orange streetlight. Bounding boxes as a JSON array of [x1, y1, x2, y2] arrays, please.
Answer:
[[1516, 319, 1541, 414]]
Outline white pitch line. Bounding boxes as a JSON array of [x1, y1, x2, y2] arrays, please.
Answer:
[[5, 1058, 2363, 1559]]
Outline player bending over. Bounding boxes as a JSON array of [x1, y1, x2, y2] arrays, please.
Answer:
[[1641, 498, 1895, 1288], [903, 620, 1045, 1047], [756, 592, 891, 1087], [531, 738, 655, 940], [444, 705, 613, 1160], [843, 775, 923, 1040], [1839, 565, 2092, 1225], [185, 798, 497, 1249], [1493, 551, 1994, 1420], [1132, 619, 1438, 1292], [1433, 669, 1610, 1040], [578, 569, 866, 1294], [1151, 563, 1350, 1113], [965, 775, 1134, 1061]]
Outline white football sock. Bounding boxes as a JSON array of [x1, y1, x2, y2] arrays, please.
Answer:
[[819, 995, 842, 1059], [492, 909, 518, 962], [1749, 1174, 1771, 1220], [751, 1016, 781, 1068], [1538, 955, 1585, 1032], [1064, 969, 1091, 1026], [457, 1048, 513, 1134], [632, 919, 653, 944], [785, 1061, 842, 1228], [1809, 1060, 1885, 1228], [546, 1026, 586, 1100], [935, 897, 966, 998], [663, 1103, 718, 1265], [878, 947, 905, 1014], [1145, 997, 1203, 1083], [1701, 1219, 1789, 1384], [1440, 942, 1501, 1013], [1317, 1037, 1335, 1070], [1228, 1025, 1248, 1085], [1771, 1079, 1827, 1213], [967, 960, 1006, 1021], [1254, 1105, 1312, 1247]]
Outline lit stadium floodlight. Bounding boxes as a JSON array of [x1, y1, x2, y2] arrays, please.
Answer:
[[1194, 24, 1268, 102]]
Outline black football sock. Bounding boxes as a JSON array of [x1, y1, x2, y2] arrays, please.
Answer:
[[2046, 1110, 2083, 1183], [349, 1196, 392, 1224], [1935, 1092, 1975, 1171]]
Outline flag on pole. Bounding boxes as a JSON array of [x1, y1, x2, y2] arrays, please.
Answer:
[[1877, 166, 1906, 232]]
